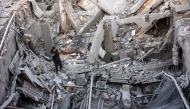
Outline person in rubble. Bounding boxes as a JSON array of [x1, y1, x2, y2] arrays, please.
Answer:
[[51, 47, 63, 74]]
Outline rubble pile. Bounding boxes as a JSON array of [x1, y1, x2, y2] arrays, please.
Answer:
[[1, 0, 190, 109]]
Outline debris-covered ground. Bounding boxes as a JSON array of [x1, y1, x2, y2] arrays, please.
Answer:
[[0, 0, 190, 109]]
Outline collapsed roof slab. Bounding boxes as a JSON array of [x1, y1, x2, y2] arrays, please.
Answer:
[[62, 0, 82, 32], [91, 0, 127, 15], [78, 9, 104, 35], [118, 12, 170, 37], [88, 21, 105, 63], [118, 12, 170, 27]]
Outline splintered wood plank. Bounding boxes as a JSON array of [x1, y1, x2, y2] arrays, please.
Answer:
[[139, 0, 153, 13]]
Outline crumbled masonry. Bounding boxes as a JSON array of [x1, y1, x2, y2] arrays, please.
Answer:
[[0, 0, 190, 109]]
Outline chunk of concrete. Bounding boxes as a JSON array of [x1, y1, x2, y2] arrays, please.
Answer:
[[110, 94, 116, 100], [119, 12, 170, 37], [88, 21, 105, 63], [112, 52, 120, 61], [91, 0, 127, 15], [102, 93, 110, 99], [40, 21, 54, 57], [122, 85, 131, 108], [20, 66, 34, 84], [116, 94, 121, 101], [103, 16, 119, 37], [98, 47, 106, 59], [62, 1, 82, 32], [44, 10, 56, 18], [175, 3, 190, 13], [120, 49, 136, 59], [0, 18, 9, 26], [76, 76, 86, 86], [102, 52, 112, 63], [103, 21, 114, 53], [118, 12, 170, 28], [52, 3, 59, 10], [78, 0, 98, 11], [77, 9, 104, 35], [38, 3, 48, 11], [57, 0, 71, 31], [29, 0, 44, 18]]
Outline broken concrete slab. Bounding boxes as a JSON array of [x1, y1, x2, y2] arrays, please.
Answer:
[[116, 94, 121, 101], [102, 93, 110, 99], [52, 3, 59, 10], [88, 21, 105, 63], [29, 0, 44, 18], [38, 3, 48, 11], [119, 12, 170, 37], [91, 0, 127, 15], [0, 12, 10, 18], [118, 12, 170, 28], [19, 65, 35, 85], [103, 16, 119, 37], [120, 49, 136, 59], [98, 47, 106, 59], [122, 85, 131, 108], [175, 3, 190, 13], [112, 52, 120, 61], [78, 0, 98, 11], [38, 76, 52, 93], [16, 81, 49, 103], [0, 18, 9, 26], [62, 0, 82, 32], [131, 59, 173, 71], [103, 20, 114, 53], [44, 10, 56, 18], [40, 20, 54, 57], [77, 9, 104, 35]]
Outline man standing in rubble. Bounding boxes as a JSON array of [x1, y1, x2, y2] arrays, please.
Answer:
[[51, 47, 62, 74]]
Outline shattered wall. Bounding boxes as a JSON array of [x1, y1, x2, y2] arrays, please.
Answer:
[[0, 17, 17, 103], [1, 0, 190, 108]]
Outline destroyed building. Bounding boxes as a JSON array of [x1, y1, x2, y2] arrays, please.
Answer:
[[0, 0, 190, 108]]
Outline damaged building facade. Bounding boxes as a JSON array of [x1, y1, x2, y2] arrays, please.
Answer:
[[0, 0, 190, 108]]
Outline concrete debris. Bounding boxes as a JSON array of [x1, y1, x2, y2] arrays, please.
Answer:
[[88, 21, 105, 63], [29, 0, 44, 18], [141, 0, 164, 14], [61, 0, 82, 32], [175, 3, 190, 13], [91, 0, 127, 15], [1, 0, 190, 109], [128, 0, 146, 15]]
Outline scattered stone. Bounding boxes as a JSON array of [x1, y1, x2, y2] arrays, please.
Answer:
[[102, 93, 110, 99], [110, 94, 116, 100]]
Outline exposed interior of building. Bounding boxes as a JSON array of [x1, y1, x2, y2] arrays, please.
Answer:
[[0, 0, 190, 109]]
